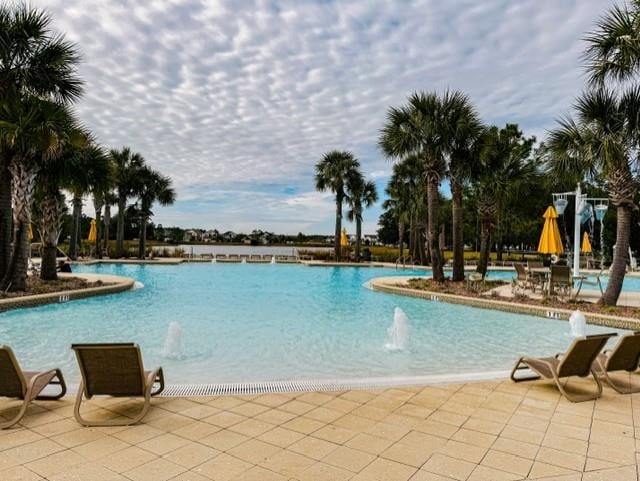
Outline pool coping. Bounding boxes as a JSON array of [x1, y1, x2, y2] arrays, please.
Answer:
[[0, 273, 135, 312], [369, 276, 640, 330]]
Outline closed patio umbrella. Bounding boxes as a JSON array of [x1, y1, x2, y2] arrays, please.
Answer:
[[537, 206, 564, 254], [27, 223, 33, 241], [581, 232, 592, 254], [87, 219, 97, 242], [340, 228, 349, 247]]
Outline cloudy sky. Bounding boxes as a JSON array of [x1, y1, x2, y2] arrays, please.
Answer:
[[39, 0, 607, 234]]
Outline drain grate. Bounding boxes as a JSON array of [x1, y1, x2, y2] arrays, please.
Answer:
[[159, 371, 509, 397]]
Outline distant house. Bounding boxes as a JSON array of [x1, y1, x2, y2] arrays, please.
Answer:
[[202, 229, 220, 242], [222, 231, 236, 242]]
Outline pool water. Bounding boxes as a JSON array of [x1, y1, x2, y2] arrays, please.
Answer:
[[0, 264, 625, 384]]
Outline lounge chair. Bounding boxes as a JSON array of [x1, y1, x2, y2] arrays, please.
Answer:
[[512, 263, 541, 294], [72, 343, 164, 426], [0, 346, 66, 429], [593, 332, 640, 394], [510, 333, 616, 402], [550, 265, 572, 299]]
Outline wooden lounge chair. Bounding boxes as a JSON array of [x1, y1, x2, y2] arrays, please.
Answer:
[[0, 346, 66, 429], [72, 343, 164, 426], [593, 332, 640, 394], [550, 265, 572, 299], [510, 333, 616, 402]]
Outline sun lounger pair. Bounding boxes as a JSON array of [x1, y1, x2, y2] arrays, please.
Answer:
[[511, 332, 640, 402], [0, 343, 163, 428]]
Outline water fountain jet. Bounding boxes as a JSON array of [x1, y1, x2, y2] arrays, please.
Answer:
[[163, 321, 184, 359], [385, 307, 410, 351]]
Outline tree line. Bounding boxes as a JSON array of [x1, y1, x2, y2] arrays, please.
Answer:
[[0, 5, 175, 290]]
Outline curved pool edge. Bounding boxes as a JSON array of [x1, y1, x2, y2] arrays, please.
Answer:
[[0, 273, 135, 313], [369, 276, 640, 331]]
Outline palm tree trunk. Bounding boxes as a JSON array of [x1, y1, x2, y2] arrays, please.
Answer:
[[408, 219, 415, 260], [477, 219, 491, 276], [2, 161, 38, 291], [426, 177, 444, 281], [601, 205, 631, 305], [355, 216, 362, 262], [103, 204, 111, 254], [93, 198, 103, 260], [116, 195, 126, 258], [68, 194, 82, 260], [0, 156, 13, 280], [334, 194, 342, 260], [138, 215, 148, 259], [398, 221, 405, 261], [451, 179, 465, 281], [40, 191, 63, 281]]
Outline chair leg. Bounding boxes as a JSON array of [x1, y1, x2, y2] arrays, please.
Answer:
[[0, 398, 30, 429], [600, 372, 640, 394], [74, 380, 153, 427], [553, 370, 603, 403]]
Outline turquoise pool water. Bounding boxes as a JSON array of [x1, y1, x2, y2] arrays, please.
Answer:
[[0, 264, 624, 384]]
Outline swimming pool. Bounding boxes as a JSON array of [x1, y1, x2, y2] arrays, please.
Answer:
[[0, 263, 624, 384]]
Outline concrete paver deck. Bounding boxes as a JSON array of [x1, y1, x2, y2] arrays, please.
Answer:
[[2, 378, 640, 480]]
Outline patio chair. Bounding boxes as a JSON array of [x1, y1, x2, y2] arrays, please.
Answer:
[[512, 263, 536, 294], [593, 332, 640, 394], [0, 346, 66, 429], [510, 333, 616, 402], [72, 343, 164, 426], [550, 265, 572, 299]]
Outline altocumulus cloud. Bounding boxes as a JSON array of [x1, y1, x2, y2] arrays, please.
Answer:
[[39, 0, 605, 234]]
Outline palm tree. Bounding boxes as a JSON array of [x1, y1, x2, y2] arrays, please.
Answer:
[[314, 151, 360, 260], [445, 93, 483, 281], [0, 4, 82, 279], [110, 147, 145, 258], [472, 124, 537, 277], [102, 189, 117, 255], [39, 143, 111, 279], [584, 1, 640, 85], [0, 96, 77, 289], [135, 167, 176, 259], [346, 174, 378, 261], [548, 88, 640, 305], [380, 91, 455, 281]]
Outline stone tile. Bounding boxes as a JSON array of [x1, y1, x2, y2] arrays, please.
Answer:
[[282, 416, 325, 434], [163, 443, 219, 468], [468, 465, 522, 481], [252, 394, 290, 408], [227, 439, 282, 465], [311, 424, 357, 444], [297, 392, 335, 406], [322, 445, 376, 472], [24, 449, 86, 478], [125, 458, 186, 481], [259, 449, 316, 478], [298, 461, 353, 481], [3, 438, 65, 464], [138, 432, 190, 455], [582, 465, 638, 481], [354, 458, 417, 481], [202, 411, 246, 429], [304, 406, 344, 424], [99, 445, 157, 473], [253, 408, 297, 425], [228, 402, 269, 417], [0, 465, 46, 481], [279, 400, 316, 415], [228, 418, 274, 437], [450, 428, 496, 448], [436, 439, 488, 464], [536, 446, 585, 471], [491, 436, 539, 459], [230, 465, 287, 481], [193, 453, 252, 481], [422, 454, 476, 481], [257, 426, 306, 448], [200, 430, 249, 451], [480, 449, 532, 477], [112, 424, 164, 444], [345, 432, 395, 455], [289, 436, 340, 460]]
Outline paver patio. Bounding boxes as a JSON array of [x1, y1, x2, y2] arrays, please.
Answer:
[[1, 377, 639, 480]]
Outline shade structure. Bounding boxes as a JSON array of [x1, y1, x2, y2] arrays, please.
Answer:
[[581, 231, 592, 254], [27, 224, 33, 241], [537, 206, 564, 255], [340, 227, 349, 247], [87, 219, 97, 242]]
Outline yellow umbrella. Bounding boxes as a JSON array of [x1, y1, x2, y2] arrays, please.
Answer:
[[340, 227, 349, 247], [87, 219, 97, 242], [581, 232, 592, 254], [537, 206, 564, 254], [27, 223, 33, 241]]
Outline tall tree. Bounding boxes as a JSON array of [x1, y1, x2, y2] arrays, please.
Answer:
[[110, 147, 145, 258], [380, 91, 456, 281], [584, 0, 640, 85], [445, 93, 483, 281], [548, 88, 640, 305], [0, 97, 77, 289], [102, 189, 117, 255], [135, 167, 175, 259], [0, 4, 82, 279], [314, 151, 360, 260], [346, 174, 378, 261], [472, 124, 537, 277]]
